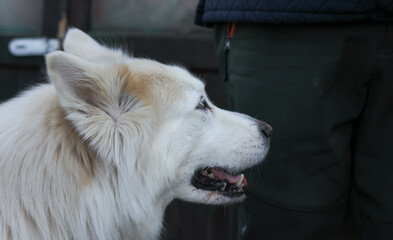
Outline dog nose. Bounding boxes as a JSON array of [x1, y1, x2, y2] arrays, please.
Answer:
[[258, 121, 272, 139]]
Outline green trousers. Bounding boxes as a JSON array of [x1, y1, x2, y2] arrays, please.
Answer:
[[214, 23, 393, 239]]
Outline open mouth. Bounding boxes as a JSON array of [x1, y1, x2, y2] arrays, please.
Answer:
[[191, 167, 248, 197]]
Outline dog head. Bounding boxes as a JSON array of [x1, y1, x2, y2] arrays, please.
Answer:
[[46, 29, 271, 205]]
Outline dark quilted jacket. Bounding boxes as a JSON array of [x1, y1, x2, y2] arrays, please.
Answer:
[[195, 0, 393, 26]]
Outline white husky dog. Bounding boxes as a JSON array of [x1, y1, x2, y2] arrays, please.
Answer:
[[0, 29, 271, 240]]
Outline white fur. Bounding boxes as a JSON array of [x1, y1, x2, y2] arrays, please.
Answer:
[[0, 29, 269, 240]]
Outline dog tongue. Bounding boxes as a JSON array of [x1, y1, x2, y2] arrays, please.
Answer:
[[211, 169, 247, 187]]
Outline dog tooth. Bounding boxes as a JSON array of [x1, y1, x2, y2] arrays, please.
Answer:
[[220, 182, 227, 191], [235, 174, 244, 187], [208, 173, 215, 179], [201, 170, 208, 176]]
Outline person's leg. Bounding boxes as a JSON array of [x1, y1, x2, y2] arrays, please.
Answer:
[[242, 193, 345, 240], [352, 23, 393, 240], [214, 23, 385, 239]]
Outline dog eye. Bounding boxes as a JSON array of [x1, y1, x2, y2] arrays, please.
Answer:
[[196, 99, 209, 110]]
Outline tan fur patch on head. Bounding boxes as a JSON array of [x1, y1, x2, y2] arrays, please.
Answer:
[[118, 65, 152, 106], [120, 60, 193, 109]]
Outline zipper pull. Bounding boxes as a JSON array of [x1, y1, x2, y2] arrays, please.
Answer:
[[225, 34, 231, 51], [224, 23, 235, 82], [225, 22, 235, 51]]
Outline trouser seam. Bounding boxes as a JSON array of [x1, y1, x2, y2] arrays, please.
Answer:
[[247, 191, 344, 214]]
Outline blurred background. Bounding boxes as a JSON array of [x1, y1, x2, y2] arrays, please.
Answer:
[[0, 0, 239, 239]]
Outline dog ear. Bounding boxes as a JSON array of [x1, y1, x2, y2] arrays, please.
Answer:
[[63, 28, 122, 61], [46, 51, 146, 165], [46, 50, 107, 110]]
